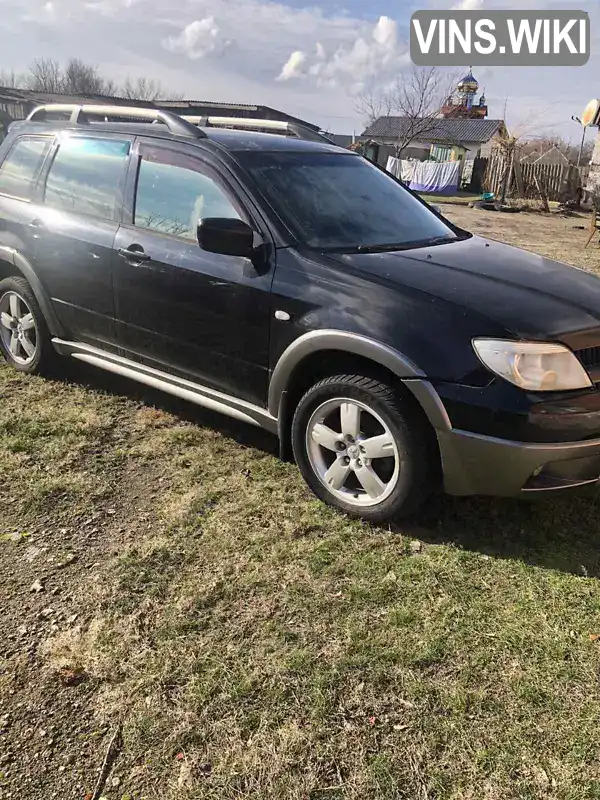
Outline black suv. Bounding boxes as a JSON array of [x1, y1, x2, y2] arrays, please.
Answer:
[[2, 103, 600, 522]]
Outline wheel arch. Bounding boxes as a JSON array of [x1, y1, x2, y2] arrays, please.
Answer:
[[270, 331, 450, 462], [0, 247, 65, 337]]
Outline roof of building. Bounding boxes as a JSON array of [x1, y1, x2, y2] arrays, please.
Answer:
[[160, 100, 257, 108], [362, 116, 504, 144], [325, 133, 354, 148], [0, 88, 319, 131], [0, 86, 156, 112], [520, 151, 540, 164], [532, 146, 571, 166], [520, 146, 571, 166], [0, 88, 267, 109], [147, 99, 320, 130]]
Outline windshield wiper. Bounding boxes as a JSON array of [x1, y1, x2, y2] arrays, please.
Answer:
[[355, 242, 415, 253], [354, 235, 457, 254]]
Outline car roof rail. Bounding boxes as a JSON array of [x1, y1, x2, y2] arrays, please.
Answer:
[[181, 115, 333, 144], [26, 104, 207, 139]]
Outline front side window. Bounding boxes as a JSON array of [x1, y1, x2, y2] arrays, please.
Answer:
[[134, 146, 242, 241], [0, 137, 52, 200], [44, 136, 130, 221], [239, 151, 462, 251]]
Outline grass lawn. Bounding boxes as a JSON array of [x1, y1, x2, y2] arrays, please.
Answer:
[[2, 209, 600, 799], [418, 192, 479, 206]]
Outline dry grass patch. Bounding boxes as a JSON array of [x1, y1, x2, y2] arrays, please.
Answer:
[[0, 370, 127, 524], [440, 204, 600, 274], [39, 418, 600, 799], [3, 210, 600, 798]]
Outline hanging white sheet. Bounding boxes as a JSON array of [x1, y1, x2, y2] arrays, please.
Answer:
[[409, 161, 461, 195]]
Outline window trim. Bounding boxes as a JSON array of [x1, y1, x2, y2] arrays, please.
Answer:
[[41, 131, 132, 223], [0, 134, 55, 203], [126, 138, 252, 244]]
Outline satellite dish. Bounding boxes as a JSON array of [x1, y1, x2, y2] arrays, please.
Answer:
[[581, 98, 600, 127]]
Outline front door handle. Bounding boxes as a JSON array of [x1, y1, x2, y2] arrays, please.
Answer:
[[118, 246, 151, 264]]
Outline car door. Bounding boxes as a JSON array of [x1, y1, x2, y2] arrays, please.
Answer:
[[113, 139, 274, 406], [31, 133, 132, 350]]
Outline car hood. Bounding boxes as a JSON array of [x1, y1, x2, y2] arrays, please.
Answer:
[[324, 235, 600, 346]]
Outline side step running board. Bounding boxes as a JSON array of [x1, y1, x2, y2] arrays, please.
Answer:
[[51, 338, 278, 434]]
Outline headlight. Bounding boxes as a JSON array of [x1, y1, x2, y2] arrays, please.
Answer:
[[472, 339, 592, 391]]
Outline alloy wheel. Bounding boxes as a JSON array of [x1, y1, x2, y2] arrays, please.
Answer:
[[305, 397, 401, 507], [0, 291, 38, 366]]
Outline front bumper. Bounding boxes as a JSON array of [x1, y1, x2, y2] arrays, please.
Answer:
[[437, 428, 600, 496], [405, 379, 600, 497]]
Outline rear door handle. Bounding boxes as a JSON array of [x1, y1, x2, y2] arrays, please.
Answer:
[[118, 246, 151, 264]]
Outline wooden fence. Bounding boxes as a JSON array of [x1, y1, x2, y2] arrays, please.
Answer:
[[483, 152, 590, 202]]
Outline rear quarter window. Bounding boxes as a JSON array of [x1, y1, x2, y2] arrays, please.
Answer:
[[0, 136, 52, 200]]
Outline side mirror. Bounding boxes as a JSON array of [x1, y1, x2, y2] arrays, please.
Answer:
[[197, 217, 254, 258], [431, 204, 442, 215]]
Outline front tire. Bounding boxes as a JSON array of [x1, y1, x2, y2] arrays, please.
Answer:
[[0, 276, 54, 375], [292, 374, 432, 522]]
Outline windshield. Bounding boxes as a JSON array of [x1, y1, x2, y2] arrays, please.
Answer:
[[238, 151, 461, 251]]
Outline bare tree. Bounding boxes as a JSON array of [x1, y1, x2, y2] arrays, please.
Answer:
[[493, 106, 567, 204], [0, 70, 27, 89], [27, 58, 63, 93], [2, 57, 183, 102], [62, 59, 107, 95], [520, 135, 579, 162], [120, 76, 182, 102], [545, 134, 594, 166], [103, 78, 119, 97], [354, 78, 394, 128], [355, 66, 457, 159], [452, 97, 561, 204], [578, 140, 594, 166]]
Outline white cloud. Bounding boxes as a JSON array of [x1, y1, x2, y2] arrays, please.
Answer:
[[278, 51, 306, 81], [3, 0, 371, 130], [278, 15, 409, 92], [3, 0, 600, 138], [372, 15, 397, 48], [83, 0, 142, 15], [452, 0, 484, 9], [22, 0, 63, 24], [163, 17, 223, 60]]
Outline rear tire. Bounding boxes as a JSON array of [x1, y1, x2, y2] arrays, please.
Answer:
[[292, 374, 433, 522], [0, 276, 55, 375]]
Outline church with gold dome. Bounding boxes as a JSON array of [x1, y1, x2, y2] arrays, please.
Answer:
[[441, 69, 488, 119], [360, 67, 506, 172]]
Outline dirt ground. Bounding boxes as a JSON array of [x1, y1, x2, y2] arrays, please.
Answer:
[[2, 207, 600, 800], [439, 203, 600, 273]]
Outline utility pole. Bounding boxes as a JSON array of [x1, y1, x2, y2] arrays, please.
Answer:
[[572, 115, 587, 167]]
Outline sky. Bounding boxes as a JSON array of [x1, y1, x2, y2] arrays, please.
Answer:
[[0, 0, 598, 141]]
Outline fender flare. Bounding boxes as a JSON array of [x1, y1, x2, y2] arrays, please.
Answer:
[[268, 329, 451, 430], [0, 246, 65, 337]]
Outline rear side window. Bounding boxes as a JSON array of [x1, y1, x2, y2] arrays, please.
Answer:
[[44, 137, 130, 221], [134, 145, 242, 241], [0, 137, 52, 200]]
